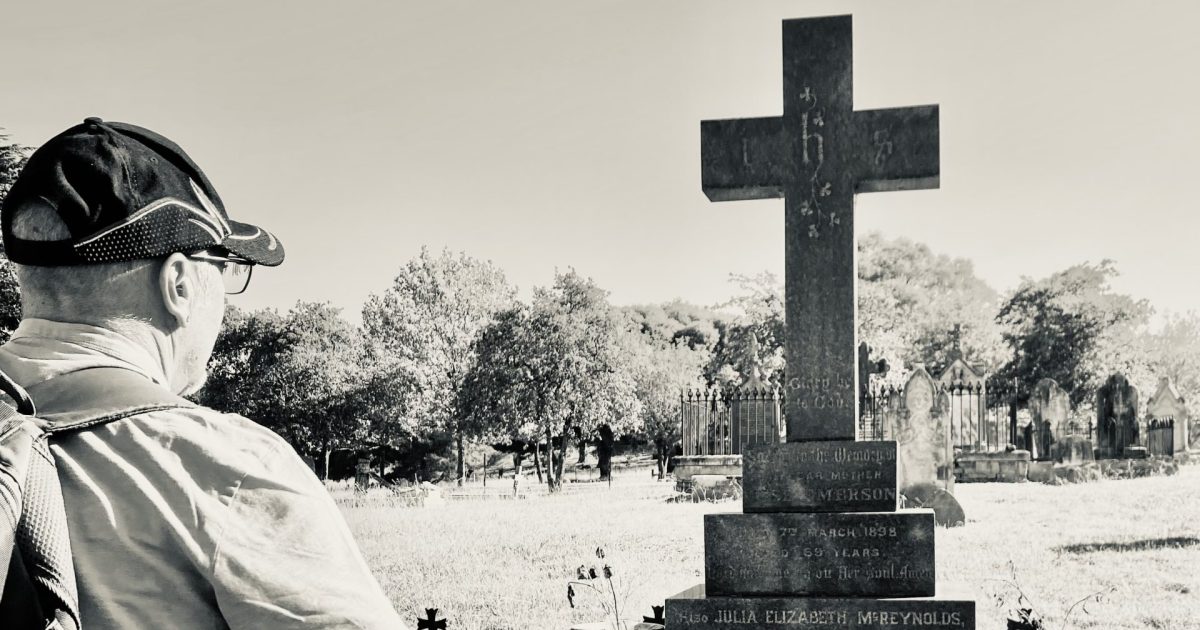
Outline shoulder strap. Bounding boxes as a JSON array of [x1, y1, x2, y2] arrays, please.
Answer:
[[25, 367, 196, 435]]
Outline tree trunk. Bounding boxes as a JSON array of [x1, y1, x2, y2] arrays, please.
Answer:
[[577, 437, 587, 464], [322, 447, 332, 481], [456, 422, 465, 487], [545, 426, 558, 491], [654, 437, 667, 480], [533, 442, 544, 483], [555, 422, 569, 490]]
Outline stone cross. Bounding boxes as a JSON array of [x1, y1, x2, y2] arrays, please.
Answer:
[[417, 609, 447, 630], [702, 15, 939, 441]]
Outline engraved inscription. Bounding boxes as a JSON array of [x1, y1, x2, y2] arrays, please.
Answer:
[[670, 600, 971, 629], [705, 512, 935, 597], [786, 372, 853, 411], [743, 442, 899, 512]]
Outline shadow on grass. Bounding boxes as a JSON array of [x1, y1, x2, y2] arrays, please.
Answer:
[[1056, 536, 1200, 554]]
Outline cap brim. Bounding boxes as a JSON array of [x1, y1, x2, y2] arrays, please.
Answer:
[[220, 220, 285, 266]]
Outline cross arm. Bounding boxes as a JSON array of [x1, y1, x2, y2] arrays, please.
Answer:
[[700, 116, 787, 202], [852, 105, 939, 193]]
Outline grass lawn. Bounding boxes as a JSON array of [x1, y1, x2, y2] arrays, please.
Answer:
[[337, 464, 1200, 630]]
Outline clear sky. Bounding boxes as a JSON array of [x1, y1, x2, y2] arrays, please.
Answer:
[[2, 1, 1197, 321]]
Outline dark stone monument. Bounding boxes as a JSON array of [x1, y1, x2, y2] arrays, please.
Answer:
[[700, 17, 937, 441], [667, 15, 974, 629], [1096, 373, 1139, 458]]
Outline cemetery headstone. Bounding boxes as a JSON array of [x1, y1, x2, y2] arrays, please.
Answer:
[[1029, 378, 1070, 461], [1146, 376, 1189, 455], [884, 366, 962, 525], [1096, 373, 1139, 458], [893, 366, 941, 489], [667, 15, 974, 628], [354, 456, 372, 490]]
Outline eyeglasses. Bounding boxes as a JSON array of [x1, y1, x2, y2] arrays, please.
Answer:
[[187, 251, 254, 295]]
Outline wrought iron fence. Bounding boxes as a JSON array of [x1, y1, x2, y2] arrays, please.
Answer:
[[680, 388, 782, 456], [858, 377, 1023, 453], [1147, 418, 1175, 456]]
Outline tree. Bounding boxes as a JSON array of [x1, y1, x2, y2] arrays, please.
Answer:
[[459, 271, 640, 490], [995, 261, 1151, 408], [200, 302, 369, 477], [0, 131, 29, 341], [857, 232, 1005, 381], [0, 129, 28, 204], [1144, 312, 1200, 406], [710, 272, 785, 388], [362, 248, 515, 485], [623, 322, 708, 478]]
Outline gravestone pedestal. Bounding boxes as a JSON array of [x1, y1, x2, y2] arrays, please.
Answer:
[[669, 442, 975, 625], [667, 440, 974, 628]]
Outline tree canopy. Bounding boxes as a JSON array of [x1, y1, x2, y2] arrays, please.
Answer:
[[361, 247, 515, 483], [995, 260, 1152, 408]]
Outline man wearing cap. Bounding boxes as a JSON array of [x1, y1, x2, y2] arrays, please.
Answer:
[[0, 118, 405, 628]]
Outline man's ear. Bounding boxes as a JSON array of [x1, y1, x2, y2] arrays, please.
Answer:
[[158, 253, 194, 327]]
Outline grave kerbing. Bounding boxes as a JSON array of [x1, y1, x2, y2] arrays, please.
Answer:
[[667, 15, 975, 628]]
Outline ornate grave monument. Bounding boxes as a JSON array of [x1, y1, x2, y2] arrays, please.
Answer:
[[1146, 376, 1189, 455], [667, 15, 975, 628]]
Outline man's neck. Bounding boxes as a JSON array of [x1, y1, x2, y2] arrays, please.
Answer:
[[14, 316, 184, 393]]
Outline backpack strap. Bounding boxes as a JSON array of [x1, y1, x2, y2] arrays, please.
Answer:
[[26, 367, 196, 435], [0, 398, 81, 630]]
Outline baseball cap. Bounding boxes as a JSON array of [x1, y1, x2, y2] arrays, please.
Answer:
[[1, 117, 284, 267]]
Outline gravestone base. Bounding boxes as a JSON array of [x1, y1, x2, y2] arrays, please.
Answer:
[[705, 510, 935, 597], [680, 475, 742, 502], [955, 450, 1030, 482], [1054, 435, 1094, 464], [1026, 461, 1055, 483], [672, 455, 742, 482], [667, 585, 975, 629]]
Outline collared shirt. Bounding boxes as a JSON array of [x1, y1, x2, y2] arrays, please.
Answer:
[[0, 319, 405, 629]]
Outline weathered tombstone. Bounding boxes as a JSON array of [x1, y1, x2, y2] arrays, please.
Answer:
[[354, 456, 372, 490], [1029, 378, 1069, 461], [886, 365, 961, 525], [1146, 376, 1190, 455], [1096, 373, 1140, 458], [667, 15, 974, 628], [892, 366, 940, 488]]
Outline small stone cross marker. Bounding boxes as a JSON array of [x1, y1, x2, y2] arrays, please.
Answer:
[[643, 604, 667, 624], [417, 608, 447, 630], [701, 15, 939, 441]]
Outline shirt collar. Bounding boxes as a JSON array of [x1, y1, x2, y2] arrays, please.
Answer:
[[4, 318, 170, 386]]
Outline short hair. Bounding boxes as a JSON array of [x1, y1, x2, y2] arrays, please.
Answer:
[[10, 203, 157, 320]]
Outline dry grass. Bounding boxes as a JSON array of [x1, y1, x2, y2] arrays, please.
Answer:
[[338, 464, 1200, 630]]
